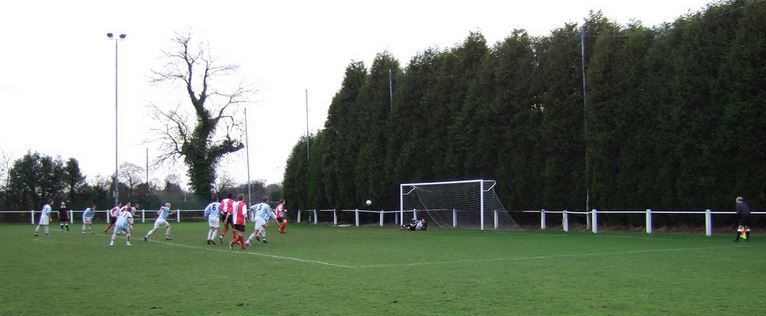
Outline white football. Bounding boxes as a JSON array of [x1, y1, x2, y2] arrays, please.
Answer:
[[365, 200, 372, 206]]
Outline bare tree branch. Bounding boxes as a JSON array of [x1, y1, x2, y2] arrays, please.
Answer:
[[146, 32, 251, 197]]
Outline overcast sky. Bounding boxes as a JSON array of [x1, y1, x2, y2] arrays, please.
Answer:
[[0, 0, 712, 187]]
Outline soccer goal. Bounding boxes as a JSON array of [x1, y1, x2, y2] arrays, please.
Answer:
[[400, 179, 520, 230]]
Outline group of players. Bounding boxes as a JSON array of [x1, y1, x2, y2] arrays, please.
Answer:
[[201, 193, 288, 251], [32, 194, 288, 250]]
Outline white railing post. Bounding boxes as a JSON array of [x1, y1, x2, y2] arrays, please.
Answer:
[[142, 209, 145, 223], [297, 210, 302, 223], [333, 209, 338, 226], [494, 210, 499, 229], [705, 209, 712, 237], [540, 209, 546, 230], [31, 210, 35, 225], [453, 209, 457, 228], [379, 210, 384, 226], [591, 209, 598, 234], [355, 209, 359, 227], [107, 212, 110, 224], [563, 209, 569, 232], [313, 210, 318, 225], [69, 209, 74, 224], [176, 209, 180, 223], [646, 209, 652, 234]]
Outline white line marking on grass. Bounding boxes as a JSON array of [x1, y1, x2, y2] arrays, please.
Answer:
[[42, 229, 353, 268], [147, 239, 354, 269], [356, 245, 761, 269]]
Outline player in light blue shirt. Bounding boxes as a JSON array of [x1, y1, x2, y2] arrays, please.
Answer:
[[109, 207, 134, 247], [246, 196, 277, 246], [203, 195, 221, 245], [82, 204, 96, 235], [34, 199, 55, 238], [144, 202, 175, 241]]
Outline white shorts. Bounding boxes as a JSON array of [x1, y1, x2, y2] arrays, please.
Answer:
[[115, 224, 130, 234], [153, 219, 170, 229], [253, 216, 266, 230], [39, 215, 50, 225], [208, 216, 220, 228], [83, 217, 93, 225]]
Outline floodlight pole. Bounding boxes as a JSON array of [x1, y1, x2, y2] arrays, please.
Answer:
[[580, 26, 590, 215], [305, 89, 310, 160], [245, 108, 252, 205], [107, 32, 126, 209]]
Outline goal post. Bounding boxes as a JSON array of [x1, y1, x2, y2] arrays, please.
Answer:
[[400, 179, 520, 230]]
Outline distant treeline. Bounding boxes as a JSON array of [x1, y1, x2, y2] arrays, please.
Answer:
[[283, 0, 765, 214]]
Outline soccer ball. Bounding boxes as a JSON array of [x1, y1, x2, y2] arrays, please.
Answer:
[[365, 200, 372, 206]]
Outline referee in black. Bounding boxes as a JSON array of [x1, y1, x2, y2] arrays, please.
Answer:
[[734, 196, 751, 242]]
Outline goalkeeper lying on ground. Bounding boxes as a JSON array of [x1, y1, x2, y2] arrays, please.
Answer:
[[402, 218, 427, 231]]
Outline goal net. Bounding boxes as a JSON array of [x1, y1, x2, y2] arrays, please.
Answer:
[[400, 179, 520, 230]]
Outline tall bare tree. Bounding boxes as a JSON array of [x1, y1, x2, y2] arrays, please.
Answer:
[[150, 33, 249, 198]]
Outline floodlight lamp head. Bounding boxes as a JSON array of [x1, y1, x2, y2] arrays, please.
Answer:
[[107, 33, 114, 39], [119, 34, 127, 39]]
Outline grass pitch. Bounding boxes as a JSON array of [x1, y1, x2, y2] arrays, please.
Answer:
[[0, 222, 763, 315]]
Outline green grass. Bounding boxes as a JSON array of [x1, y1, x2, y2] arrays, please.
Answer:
[[0, 222, 763, 315]]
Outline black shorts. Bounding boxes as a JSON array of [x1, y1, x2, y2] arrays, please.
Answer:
[[110, 216, 117, 224], [739, 215, 752, 227], [59, 213, 69, 222], [276, 217, 285, 223], [232, 224, 246, 232]]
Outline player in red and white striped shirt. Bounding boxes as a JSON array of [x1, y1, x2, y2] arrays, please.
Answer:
[[275, 199, 288, 234], [218, 193, 236, 244], [103, 202, 123, 233], [223, 194, 249, 250]]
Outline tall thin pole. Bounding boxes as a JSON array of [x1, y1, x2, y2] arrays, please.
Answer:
[[305, 89, 310, 160], [114, 38, 119, 209], [580, 26, 590, 213], [388, 68, 393, 112], [245, 108, 252, 205], [145, 148, 149, 184]]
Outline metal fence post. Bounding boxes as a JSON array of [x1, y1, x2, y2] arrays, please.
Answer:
[[540, 209, 546, 230], [333, 209, 337, 226], [177, 209, 180, 223], [313, 210, 318, 225], [69, 209, 74, 224], [646, 209, 652, 234], [592, 209, 598, 234], [563, 209, 569, 232], [31, 210, 35, 225], [355, 209, 359, 227], [705, 209, 712, 237]]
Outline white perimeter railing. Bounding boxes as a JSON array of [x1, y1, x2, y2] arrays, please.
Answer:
[[516, 209, 765, 236], [295, 209, 405, 227], [5, 208, 762, 237], [2, 209, 199, 224]]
